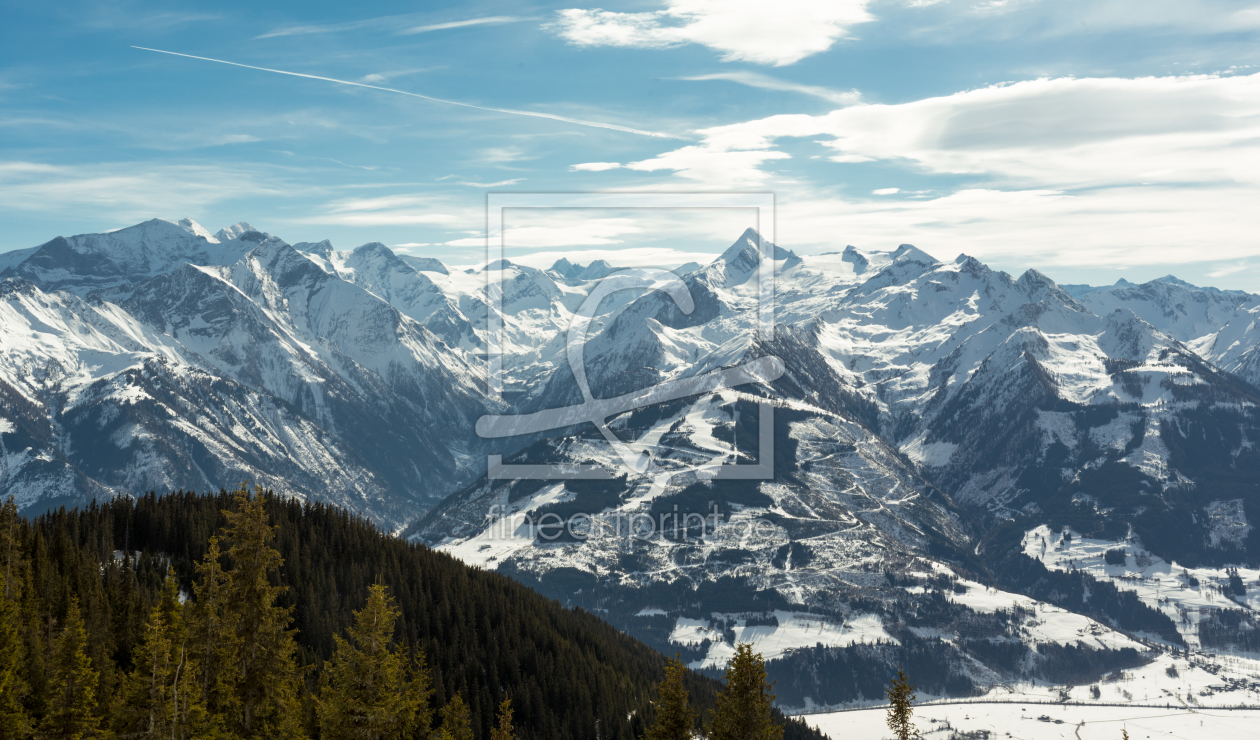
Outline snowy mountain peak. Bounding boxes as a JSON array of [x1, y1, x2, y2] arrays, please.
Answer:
[[397, 255, 449, 275], [1015, 268, 1086, 311], [549, 257, 580, 278], [891, 243, 936, 265], [214, 222, 258, 242], [294, 240, 335, 257], [579, 259, 615, 280], [841, 245, 869, 272], [715, 229, 798, 267], [176, 217, 217, 243], [548, 257, 616, 281]]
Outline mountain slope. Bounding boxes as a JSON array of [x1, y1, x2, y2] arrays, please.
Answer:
[[0, 219, 497, 526]]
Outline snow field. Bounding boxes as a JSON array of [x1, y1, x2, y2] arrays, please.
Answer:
[[801, 702, 1260, 740]]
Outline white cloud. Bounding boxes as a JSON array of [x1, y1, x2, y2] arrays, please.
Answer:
[[547, 0, 875, 66], [777, 185, 1260, 269], [569, 162, 623, 171], [0, 161, 296, 218], [576, 71, 1260, 271], [310, 194, 464, 227], [872, 187, 900, 195], [677, 72, 862, 104], [453, 178, 524, 188], [399, 16, 529, 35], [609, 72, 1260, 189]]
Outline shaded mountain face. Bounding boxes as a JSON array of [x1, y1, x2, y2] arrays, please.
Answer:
[[0, 219, 498, 528]]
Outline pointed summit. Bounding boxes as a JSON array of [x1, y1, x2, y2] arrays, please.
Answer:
[[1017, 268, 1086, 311], [891, 243, 936, 265], [714, 228, 798, 267], [176, 217, 217, 243], [215, 222, 258, 242]]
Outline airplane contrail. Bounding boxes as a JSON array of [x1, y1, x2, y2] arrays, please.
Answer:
[[131, 46, 685, 140]]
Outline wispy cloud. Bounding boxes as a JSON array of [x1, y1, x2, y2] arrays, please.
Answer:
[[0, 161, 302, 219], [360, 67, 444, 84], [132, 47, 685, 140], [307, 194, 468, 227], [569, 162, 623, 172], [1207, 262, 1251, 279], [547, 0, 875, 66], [84, 10, 221, 32], [254, 14, 413, 40], [257, 13, 531, 40], [676, 72, 862, 104], [453, 178, 524, 188], [607, 72, 1260, 189], [399, 16, 532, 35]]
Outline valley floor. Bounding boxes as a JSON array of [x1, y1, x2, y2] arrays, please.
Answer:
[[801, 702, 1260, 740]]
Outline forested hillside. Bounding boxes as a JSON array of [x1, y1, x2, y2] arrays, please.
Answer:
[[0, 488, 826, 739]]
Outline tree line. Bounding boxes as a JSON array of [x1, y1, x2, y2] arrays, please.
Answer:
[[0, 487, 826, 740]]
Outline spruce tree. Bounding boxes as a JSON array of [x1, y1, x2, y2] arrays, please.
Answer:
[[116, 573, 202, 740], [0, 496, 31, 738], [489, 699, 515, 740], [885, 664, 919, 740], [435, 694, 473, 740], [645, 657, 695, 740], [188, 535, 240, 733], [39, 598, 103, 740], [317, 582, 434, 740], [708, 644, 782, 740], [222, 484, 306, 740]]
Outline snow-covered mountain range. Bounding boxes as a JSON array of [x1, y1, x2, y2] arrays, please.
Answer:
[[403, 227, 1260, 707], [4, 218, 1259, 706], [0, 218, 498, 528]]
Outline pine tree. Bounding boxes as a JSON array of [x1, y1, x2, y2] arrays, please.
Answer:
[[0, 496, 31, 738], [489, 699, 515, 740], [645, 657, 695, 740], [708, 644, 782, 740], [39, 598, 103, 740], [116, 573, 202, 740], [885, 664, 919, 740], [222, 484, 306, 740], [188, 535, 240, 733], [435, 694, 473, 740], [317, 582, 434, 740], [1121, 727, 1130, 740]]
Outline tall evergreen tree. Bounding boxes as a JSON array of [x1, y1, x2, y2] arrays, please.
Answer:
[[709, 644, 782, 740], [885, 665, 919, 740], [644, 657, 695, 740], [435, 694, 473, 740], [221, 485, 305, 740], [0, 496, 31, 738], [317, 582, 434, 740], [39, 598, 103, 740], [489, 699, 515, 740], [188, 535, 240, 733], [116, 574, 202, 740]]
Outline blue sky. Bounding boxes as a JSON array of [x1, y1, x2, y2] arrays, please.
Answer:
[[2, 0, 1259, 288]]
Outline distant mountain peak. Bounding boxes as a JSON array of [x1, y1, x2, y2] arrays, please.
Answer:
[[176, 217, 216, 243], [215, 222, 258, 242], [842, 245, 869, 272], [891, 243, 936, 265]]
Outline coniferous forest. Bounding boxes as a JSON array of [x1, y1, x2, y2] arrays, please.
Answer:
[[0, 487, 827, 740]]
